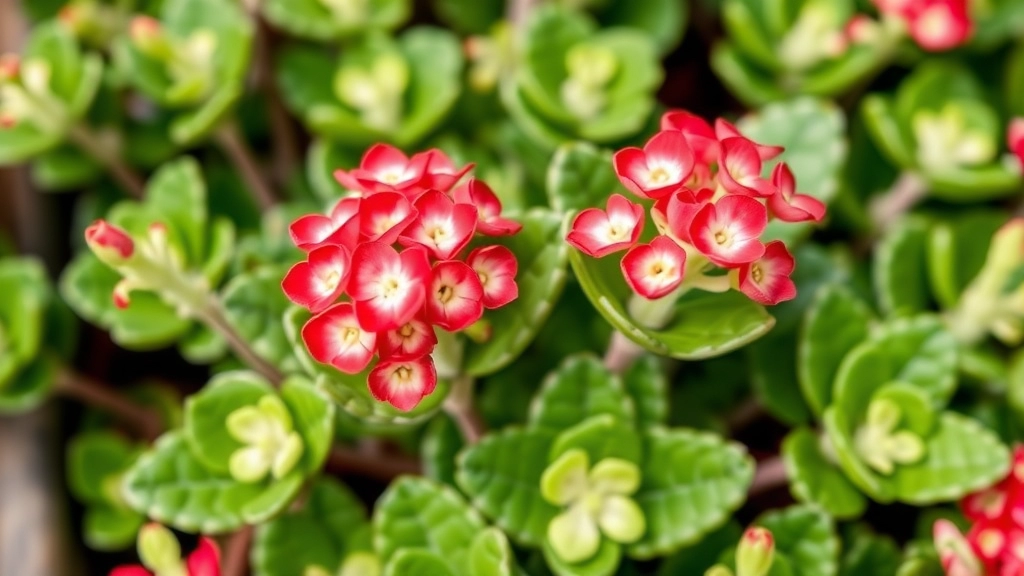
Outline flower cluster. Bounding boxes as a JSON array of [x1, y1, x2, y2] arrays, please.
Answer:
[[933, 447, 1024, 576], [857, 0, 972, 51], [1010, 119, 1024, 171], [285, 144, 521, 412], [567, 110, 824, 309]]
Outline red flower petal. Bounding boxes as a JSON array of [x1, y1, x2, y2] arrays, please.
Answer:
[[455, 179, 522, 236], [652, 188, 714, 244], [301, 303, 377, 374], [281, 244, 350, 312], [186, 537, 221, 576], [358, 192, 417, 244], [714, 118, 784, 161], [398, 190, 478, 259], [690, 195, 767, 267], [467, 245, 519, 309], [566, 194, 645, 258], [660, 109, 720, 164], [350, 243, 430, 332], [378, 315, 437, 360], [717, 137, 777, 198], [1008, 118, 1024, 169], [613, 131, 695, 199], [767, 163, 826, 223], [289, 198, 361, 251], [368, 356, 438, 411], [426, 260, 485, 331], [737, 241, 796, 305], [908, 0, 972, 51], [419, 148, 474, 192], [109, 567, 153, 576], [620, 236, 687, 299]]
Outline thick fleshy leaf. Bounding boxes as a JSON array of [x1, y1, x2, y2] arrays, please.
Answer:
[[656, 523, 742, 576], [748, 332, 811, 426], [598, 0, 687, 55], [383, 550, 455, 576], [622, 356, 668, 428], [738, 98, 847, 245], [570, 248, 775, 360], [926, 210, 1006, 309], [252, 478, 368, 576], [0, 355, 58, 413], [467, 528, 517, 576], [123, 432, 305, 533], [756, 505, 839, 576], [545, 142, 620, 213], [542, 537, 621, 576], [262, 0, 408, 40], [463, 210, 569, 376], [798, 284, 874, 416], [83, 506, 145, 551], [628, 427, 755, 558], [781, 428, 866, 520], [279, 376, 335, 474], [527, 355, 634, 432], [222, 266, 303, 375], [0, 258, 48, 387], [67, 431, 139, 505], [421, 413, 463, 487], [874, 217, 933, 318], [374, 477, 485, 574], [184, 371, 274, 474], [841, 526, 901, 576], [455, 427, 560, 546], [550, 415, 643, 466]]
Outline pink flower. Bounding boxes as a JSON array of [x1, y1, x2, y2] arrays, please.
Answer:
[[660, 110, 720, 165], [566, 194, 645, 258], [289, 198, 361, 251], [378, 315, 437, 360], [690, 195, 768, 266], [767, 163, 826, 223], [426, 260, 485, 331], [333, 144, 430, 195], [736, 241, 797, 305], [301, 302, 377, 374], [467, 245, 518, 309], [621, 236, 688, 299], [368, 356, 438, 411], [281, 244, 351, 313], [717, 137, 777, 198], [454, 179, 522, 236], [715, 119, 784, 161], [85, 220, 135, 263], [358, 192, 418, 245], [906, 0, 972, 51], [110, 531, 220, 576], [652, 188, 714, 244], [398, 190, 477, 259], [348, 243, 431, 332], [934, 519, 985, 576], [419, 149, 474, 192], [1009, 118, 1024, 170], [613, 130, 696, 199]]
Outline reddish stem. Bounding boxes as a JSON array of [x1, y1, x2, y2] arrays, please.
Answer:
[[54, 368, 162, 441]]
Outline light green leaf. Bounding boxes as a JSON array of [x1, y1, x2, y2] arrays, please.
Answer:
[[841, 526, 901, 576], [123, 431, 304, 533], [756, 505, 839, 576], [306, 139, 361, 202], [527, 355, 634, 432], [798, 284, 873, 416], [184, 371, 274, 474], [550, 415, 642, 465], [464, 210, 569, 376], [570, 249, 775, 360], [628, 427, 754, 558], [373, 477, 485, 575], [0, 355, 58, 413], [67, 430, 138, 505], [657, 522, 742, 576], [781, 428, 866, 520], [83, 506, 144, 551], [598, 0, 687, 55], [542, 537, 621, 576], [279, 376, 335, 474], [710, 43, 788, 108], [31, 146, 102, 191], [263, 0, 409, 40], [468, 528, 516, 576], [545, 142, 619, 213], [874, 216, 933, 318], [395, 27, 464, 146], [222, 266, 303, 375], [422, 413, 463, 487], [456, 427, 560, 546], [383, 550, 456, 576], [253, 478, 368, 576], [622, 355, 668, 428], [926, 210, 1006, 309]]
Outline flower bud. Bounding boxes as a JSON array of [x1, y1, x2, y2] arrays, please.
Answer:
[[736, 527, 775, 576], [130, 16, 171, 60], [85, 220, 135, 265], [138, 523, 184, 575], [0, 113, 15, 130], [0, 54, 19, 83], [1009, 117, 1024, 171]]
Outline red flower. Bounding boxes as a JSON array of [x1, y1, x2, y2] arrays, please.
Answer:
[[613, 130, 696, 199], [289, 197, 361, 251], [652, 188, 714, 244], [398, 190, 477, 259], [690, 195, 768, 267], [85, 219, 135, 262], [454, 179, 522, 236], [333, 144, 430, 195], [621, 236, 688, 299], [426, 260, 485, 331], [358, 191, 418, 245], [368, 356, 438, 411], [715, 119, 784, 161], [419, 149, 473, 192], [660, 110, 720, 165], [349, 243, 431, 332], [717, 137, 777, 198], [302, 302, 377, 374], [281, 244, 351, 313], [906, 0, 972, 51], [110, 533, 220, 576], [467, 245, 519, 309], [767, 163, 826, 223], [566, 194, 645, 258], [736, 241, 797, 305], [378, 315, 437, 360], [1009, 118, 1024, 170]]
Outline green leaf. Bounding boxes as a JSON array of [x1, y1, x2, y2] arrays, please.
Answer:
[[374, 476, 485, 575], [253, 478, 369, 576], [628, 427, 754, 558], [263, 0, 409, 40], [542, 537, 621, 576], [32, 146, 102, 191], [874, 216, 933, 317], [550, 415, 643, 465], [545, 142, 619, 213], [123, 431, 305, 533], [83, 506, 145, 551], [184, 371, 274, 474], [67, 430, 138, 505], [433, 0, 504, 34], [841, 526, 901, 576], [422, 413, 463, 487], [622, 355, 668, 428], [456, 427, 560, 546], [798, 284, 873, 416], [0, 257, 48, 384], [307, 139, 361, 202], [710, 43, 788, 108], [279, 376, 336, 474], [738, 98, 847, 245], [0, 355, 58, 413], [926, 210, 1006, 309], [781, 428, 866, 520], [394, 27, 464, 146], [657, 522, 743, 576], [0, 122, 62, 165], [570, 248, 775, 360], [748, 332, 811, 426], [527, 355, 634, 432], [599, 0, 687, 55], [464, 210, 570, 376], [222, 266, 303, 375], [384, 550, 456, 576], [756, 505, 839, 576], [468, 528, 517, 576], [861, 95, 915, 170]]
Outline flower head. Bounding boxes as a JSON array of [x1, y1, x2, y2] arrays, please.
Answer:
[[368, 356, 437, 411], [566, 194, 645, 258], [736, 241, 797, 306], [621, 236, 687, 300], [334, 143, 430, 196], [613, 130, 695, 199]]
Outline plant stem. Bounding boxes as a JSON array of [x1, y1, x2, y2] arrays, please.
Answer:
[[868, 171, 927, 235], [197, 297, 284, 385], [67, 124, 146, 199], [603, 331, 643, 375], [325, 445, 422, 481], [54, 368, 162, 441], [748, 456, 789, 497], [220, 526, 253, 576], [214, 120, 277, 211], [443, 374, 485, 445]]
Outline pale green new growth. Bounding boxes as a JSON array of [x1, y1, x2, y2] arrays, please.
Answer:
[[226, 395, 305, 483]]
